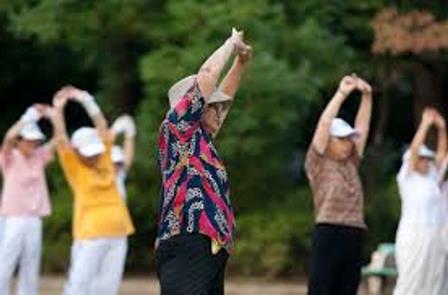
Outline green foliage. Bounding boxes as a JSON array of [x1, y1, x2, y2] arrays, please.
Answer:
[[41, 163, 73, 273], [230, 188, 313, 277]]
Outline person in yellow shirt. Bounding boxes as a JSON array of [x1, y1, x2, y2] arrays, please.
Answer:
[[49, 86, 134, 295]]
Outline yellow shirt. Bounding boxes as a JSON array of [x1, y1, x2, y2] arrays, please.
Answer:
[[57, 144, 135, 240]]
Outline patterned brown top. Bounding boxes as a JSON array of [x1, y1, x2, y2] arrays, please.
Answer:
[[304, 146, 366, 229]]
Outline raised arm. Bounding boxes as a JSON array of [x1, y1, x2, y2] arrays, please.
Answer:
[[197, 28, 249, 100], [353, 77, 373, 156], [51, 87, 71, 148], [433, 111, 447, 168], [409, 108, 435, 169], [217, 46, 252, 98], [67, 86, 109, 141], [311, 75, 358, 154], [1, 105, 45, 153], [110, 115, 136, 172]]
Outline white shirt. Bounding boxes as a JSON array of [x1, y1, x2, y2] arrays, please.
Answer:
[[397, 154, 444, 227], [116, 169, 127, 201]]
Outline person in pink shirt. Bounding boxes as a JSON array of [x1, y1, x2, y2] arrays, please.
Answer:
[[0, 104, 55, 295]]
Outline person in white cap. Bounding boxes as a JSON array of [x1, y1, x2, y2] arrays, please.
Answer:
[[49, 86, 135, 295], [110, 114, 137, 200], [0, 104, 55, 295], [394, 108, 447, 295], [156, 28, 251, 294], [305, 74, 372, 295], [75, 114, 137, 294]]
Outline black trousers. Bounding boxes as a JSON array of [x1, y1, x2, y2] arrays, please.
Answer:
[[307, 223, 364, 295], [156, 234, 229, 295]]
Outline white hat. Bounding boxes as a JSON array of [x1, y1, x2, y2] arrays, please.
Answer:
[[330, 118, 358, 138], [71, 127, 106, 157], [418, 145, 435, 159], [111, 145, 125, 163], [168, 75, 197, 108], [402, 145, 435, 161], [19, 123, 46, 141]]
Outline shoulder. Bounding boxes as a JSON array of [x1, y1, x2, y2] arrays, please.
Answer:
[[396, 150, 413, 181], [56, 145, 77, 164]]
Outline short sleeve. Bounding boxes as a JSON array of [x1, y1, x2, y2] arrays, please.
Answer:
[[37, 144, 54, 167], [166, 82, 205, 135], [305, 146, 321, 182], [397, 151, 411, 184]]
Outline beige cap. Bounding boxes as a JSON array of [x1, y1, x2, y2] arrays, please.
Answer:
[[168, 75, 234, 108], [168, 75, 197, 108]]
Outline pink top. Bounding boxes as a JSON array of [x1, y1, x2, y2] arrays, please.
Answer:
[[0, 145, 53, 217]]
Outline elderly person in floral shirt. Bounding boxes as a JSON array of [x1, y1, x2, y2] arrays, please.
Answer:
[[156, 28, 251, 295], [305, 74, 372, 295]]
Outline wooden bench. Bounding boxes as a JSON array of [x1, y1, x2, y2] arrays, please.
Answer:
[[362, 243, 397, 294]]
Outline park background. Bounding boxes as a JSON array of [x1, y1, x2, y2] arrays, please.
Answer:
[[0, 0, 447, 278]]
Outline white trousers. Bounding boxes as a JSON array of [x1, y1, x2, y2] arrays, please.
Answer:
[[394, 224, 446, 295], [0, 216, 42, 295], [439, 225, 448, 293], [63, 237, 128, 295], [0, 216, 4, 241]]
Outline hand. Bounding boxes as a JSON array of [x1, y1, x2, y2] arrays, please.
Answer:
[[356, 77, 372, 95], [229, 27, 242, 46], [422, 108, 437, 125], [62, 86, 92, 103], [433, 111, 446, 129], [63, 86, 99, 116], [238, 45, 252, 65], [337, 75, 358, 97], [52, 87, 71, 109], [41, 106, 57, 121], [229, 28, 250, 54]]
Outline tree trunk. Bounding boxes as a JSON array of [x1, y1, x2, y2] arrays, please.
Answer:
[[98, 38, 141, 118]]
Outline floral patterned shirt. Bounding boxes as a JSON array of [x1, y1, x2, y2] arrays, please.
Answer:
[[305, 146, 366, 229], [157, 81, 235, 253]]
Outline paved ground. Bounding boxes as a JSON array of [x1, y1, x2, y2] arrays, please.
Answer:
[[13, 276, 382, 294], [34, 276, 305, 295]]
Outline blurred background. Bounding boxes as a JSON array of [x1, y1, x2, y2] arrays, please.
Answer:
[[0, 0, 447, 280]]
